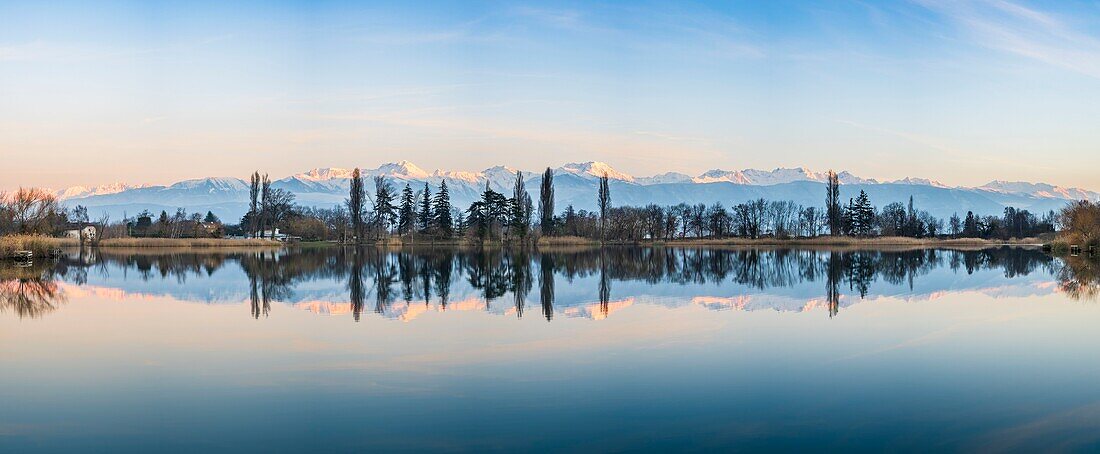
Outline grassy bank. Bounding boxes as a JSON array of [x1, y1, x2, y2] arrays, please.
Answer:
[[0, 235, 75, 258], [2, 235, 281, 257]]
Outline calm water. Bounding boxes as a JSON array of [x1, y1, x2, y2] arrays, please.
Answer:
[[2, 246, 1100, 452]]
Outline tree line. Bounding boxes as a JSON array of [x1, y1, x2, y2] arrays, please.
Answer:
[[0, 167, 1070, 244]]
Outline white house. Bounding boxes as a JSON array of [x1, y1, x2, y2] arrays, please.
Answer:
[[64, 225, 98, 241], [258, 228, 290, 241]]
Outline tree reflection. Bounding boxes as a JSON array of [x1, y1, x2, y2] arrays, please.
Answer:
[[12, 245, 1061, 321], [0, 264, 67, 319], [540, 254, 555, 322], [1058, 257, 1100, 301]]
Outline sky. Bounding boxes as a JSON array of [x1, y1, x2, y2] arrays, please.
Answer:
[[2, 0, 1100, 191]]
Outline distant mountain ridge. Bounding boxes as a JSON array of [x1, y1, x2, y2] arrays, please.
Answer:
[[51, 161, 1099, 223]]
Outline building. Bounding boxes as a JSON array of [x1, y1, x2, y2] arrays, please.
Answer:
[[63, 224, 98, 241]]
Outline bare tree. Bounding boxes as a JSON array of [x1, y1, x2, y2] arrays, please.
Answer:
[[6, 188, 61, 235], [260, 174, 271, 238], [249, 172, 261, 237]]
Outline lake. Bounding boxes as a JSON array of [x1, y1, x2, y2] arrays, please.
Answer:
[[2, 246, 1100, 452]]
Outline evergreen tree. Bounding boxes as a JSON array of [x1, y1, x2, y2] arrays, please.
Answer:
[[842, 199, 854, 236], [372, 176, 397, 234], [466, 200, 488, 239], [562, 205, 577, 236], [470, 181, 510, 240], [204, 211, 220, 224], [346, 168, 365, 242], [963, 211, 980, 237], [511, 170, 532, 238], [454, 210, 466, 237], [432, 180, 454, 237], [538, 167, 555, 235], [398, 183, 415, 235], [849, 190, 875, 236], [417, 182, 432, 233]]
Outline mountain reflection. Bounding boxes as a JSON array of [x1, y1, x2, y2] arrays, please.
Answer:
[[4, 246, 1093, 321]]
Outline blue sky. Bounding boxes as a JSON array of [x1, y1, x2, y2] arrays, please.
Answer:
[[2, 0, 1100, 190]]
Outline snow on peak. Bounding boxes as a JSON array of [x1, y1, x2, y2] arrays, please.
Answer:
[[558, 162, 635, 182], [54, 182, 149, 200], [835, 171, 878, 185], [693, 167, 828, 185], [296, 168, 356, 181], [169, 177, 248, 192], [433, 169, 481, 184], [693, 169, 750, 184], [978, 181, 1100, 200], [635, 172, 693, 185], [889, 177, 949, 188], [371, 160, 431, 180]]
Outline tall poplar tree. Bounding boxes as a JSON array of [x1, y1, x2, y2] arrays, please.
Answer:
[[539, 167, 555, 235], [825, 170, 842, 235], [346, 168, 365, 242], [597, 173, 611, 240]]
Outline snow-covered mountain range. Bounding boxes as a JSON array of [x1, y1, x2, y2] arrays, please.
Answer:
[[51, 161, 1099, 222]]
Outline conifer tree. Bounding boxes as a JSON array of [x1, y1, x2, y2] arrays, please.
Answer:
[[398, 183, 415, 235], [432, 180, 453, 237], [511, 170, 532, 238], [418, 182, 432, 233], [372, 176, 397, 234]]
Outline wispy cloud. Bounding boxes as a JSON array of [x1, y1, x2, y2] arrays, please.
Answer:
[[915, 0, 1100, 78], [835, 119, 1057, 171], [0, 34, 236, 63]]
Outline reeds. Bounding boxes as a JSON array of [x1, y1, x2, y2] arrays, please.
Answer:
[[0, 235, 74, 258]]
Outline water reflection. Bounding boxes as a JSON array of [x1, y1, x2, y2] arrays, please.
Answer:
[[4, 246, 1099, 321], [0, 263, 67, 319], [1059, 256, 1100, 301]]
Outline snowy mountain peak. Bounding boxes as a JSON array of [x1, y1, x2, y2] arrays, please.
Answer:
[[693, 169, 750, 184], [54, 182, 149, 200], [558, 161, 635, 182], [836, 171, 879, 185], [169, 177, 248, 192], [635, 172, 694, 185], [372, 160, 431, 180], [978, 181, 1100, 201], [890, 177, 949, 188], [296, 168, 356, 181]]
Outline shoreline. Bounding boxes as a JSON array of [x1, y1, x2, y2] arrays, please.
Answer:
[[1, 234, 1057, 259], [302, 235, 1047, 251], [2, 236, 282, 258]]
